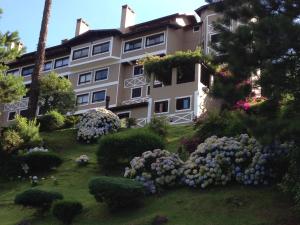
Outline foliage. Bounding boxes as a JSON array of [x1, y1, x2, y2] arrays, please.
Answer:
[[179, 136, 201, 154], [64, 115, 80, 128], [125, 117, 137, 128], [75, 155, 89, 167], [97, 129, 165, 171], [14, 189, 63, 212], [20, 151, 62, 172], [76, 108, 121, 144], [1, 129, 24, 153], [147, 117, 169, 138], [124, 149, 184, 194], [0, 146, 22, 178], [39, 72, 76, 114], [0, 74, 26, 105], [89, 176, 144, 211], [140, 49, 213, 83], [182, 134, 291, 188], [52, 200, 83, 224], [207, 0, 300, 107], [38, 110, 65, 131], [13, 115, 42, 148]]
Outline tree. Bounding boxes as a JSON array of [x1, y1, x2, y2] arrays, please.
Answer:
[[39, 72, 76, 114], [0, 8, 26, 105], [207, 0, 300, 108], [27, 0, 52, 118]]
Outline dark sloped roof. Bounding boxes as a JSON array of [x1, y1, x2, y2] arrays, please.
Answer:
[[195, 1, 221, 14]]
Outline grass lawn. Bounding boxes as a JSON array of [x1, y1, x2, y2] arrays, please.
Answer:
[[0, 125, 298, 225]]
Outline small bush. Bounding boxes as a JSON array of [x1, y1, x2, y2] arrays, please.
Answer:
[[89, 176, 144, 211], [0, 147, 22, 178], [1, 129, 24, 153], [14, 189, 63, 212], [21, 152, 62, 172], [76, 108, 121, 143], [97, 129, 165, 171], [147, 117, 169, 137], [13, 115, 42, 148], [64, 115, 80, 128], [52, 200, 83, 224], [38, 110, 65, 131], [180, 136, 201, 154], [125, 117, 137, 128]]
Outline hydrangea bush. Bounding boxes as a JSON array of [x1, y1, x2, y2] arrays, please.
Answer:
[[75, 155, 89, 166], [182, 134, 290, 188], [76, 108, 121, 143], [124, 149, 184, 194]]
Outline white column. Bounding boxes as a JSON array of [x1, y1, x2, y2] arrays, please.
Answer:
[[147, 97, 152, 123]]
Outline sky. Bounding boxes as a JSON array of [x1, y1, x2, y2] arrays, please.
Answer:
[[0, 0, 206, 53]]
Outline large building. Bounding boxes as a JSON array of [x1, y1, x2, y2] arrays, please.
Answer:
[[1, 3, 225, 126]]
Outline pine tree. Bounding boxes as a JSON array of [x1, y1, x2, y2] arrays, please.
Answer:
[[27, 0, 52, 118], [207, 0, 300, 106]]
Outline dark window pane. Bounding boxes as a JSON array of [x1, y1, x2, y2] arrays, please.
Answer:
[[131, 88, 142, 98], [72, 47, 89, 60], [43, 62, 52, 71], [8, 111, 16, 120], [21, 66, 34, 76], [176, 97, 191, 110], [54, 57, 69, 68], [118, 112, 130, 119], [95, 69, 108, 81], [78, 73, 91, 85], [154, 101, 168, 113], [93, 42, 110, 55], [147, 86, 150, 95], [124, 39, 142, 52], [146, 33, 164, 47], [133, 66, 144, 76], [7, 69, 19, 76], [177, 65, 195, 84], [76, 94, 89, 105], [92, 91, 106, 103], [193, 25, 200, 32]]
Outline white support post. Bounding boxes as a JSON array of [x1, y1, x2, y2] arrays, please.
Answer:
[[147, 97, 152, 123]]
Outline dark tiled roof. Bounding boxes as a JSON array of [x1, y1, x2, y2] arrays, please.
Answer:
[[195, 1, 221, 14]]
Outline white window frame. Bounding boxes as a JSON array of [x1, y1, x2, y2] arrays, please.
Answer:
[[175, 95, 192, 112], [6, 68, 20, 76], [92, 40, 111, 56], [43, 60, 53, 72], [123, 37, 143, 54], [91, 89, 107, 104], [76, 93, 90, 106], [131, 87, 143, 99], [71, 46, 90, 61], [77, 72, 92, 86], [132, 65, 144, 77], [145, 31, 166, 49], [54, 56, 69, 69], [154, 98, 170, 115], [21, 64, 34, 77], [94, 67, 109, 83]]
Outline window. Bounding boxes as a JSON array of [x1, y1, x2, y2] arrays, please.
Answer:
[[8, 111, 16, 121], [95, 68, 108, 81], [154, 100, 169, 114], [62, 75, 69, 79], [176, 97, 191, 111], [54, 57, 69, 68], [146, 33, 164, 47], [7, 69, 19, 76], [43, 61, 52, 71], [193, 25, 200, 32], [147, 85, 150, 96], [153, 72, 172, 88], [124, 39, 142, 52], [21, 66, 34, 77], [133, 65, 144, 76], [210, 33, 221, 44], [118, 112, 130, 119], [72, 47, 89, 60], [177, 66, 195, 84], [131, 87, 142, 98], [76, 94, 89, 105], [78, 72, 92, 85], [92, 42, 110, 55], [92, 90, 106, 103]]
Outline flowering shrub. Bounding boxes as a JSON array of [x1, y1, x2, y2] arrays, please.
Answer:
[[27, 147, 49, 154], [76, 108, 121, 143], [182, 134, 290, 188], [124, 149, 184, 194], [235, 96, 267, 111], [75, 155, 89, 166]]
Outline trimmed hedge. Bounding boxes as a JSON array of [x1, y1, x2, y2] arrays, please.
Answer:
[[21, 152, 62, 172], [38, 110, 65, 131], [89, 176, 144, 211], [15, 189, 63, 212], [97, 129, 165, 171], [52, 200, 83, 224]]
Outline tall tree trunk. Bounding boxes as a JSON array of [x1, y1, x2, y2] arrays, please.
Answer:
[[27, 0, 52, 118]]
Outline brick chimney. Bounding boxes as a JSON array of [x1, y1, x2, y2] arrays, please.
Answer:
[[75, 18, 89, 36], [120, 5, 135, 32]]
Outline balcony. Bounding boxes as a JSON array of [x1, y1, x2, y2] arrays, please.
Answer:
[[124, 76, 148, 88], [3, 98, 29, 112], [122, 97, 150, 105]]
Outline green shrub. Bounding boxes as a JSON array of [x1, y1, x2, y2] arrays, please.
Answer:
[[125, 117, 137, 128], [52, 200, 83, 224], [97, 129, 165, 171], [21, 152, 62, 172], [64, 115, 80, 128], [15, 189, 63, 212], [38, 110, 65, 131], [147, 117, 169, 137], [89, 176, 144, 211], [13, 115, 42, 148], [0, 147, 22, 178], [1, 129, 24, 153]]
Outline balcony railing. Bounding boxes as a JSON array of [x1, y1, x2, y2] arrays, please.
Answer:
[[124, 76, 148, 88], [122, 97, 149, 105], [3, 98, 29, 112]]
